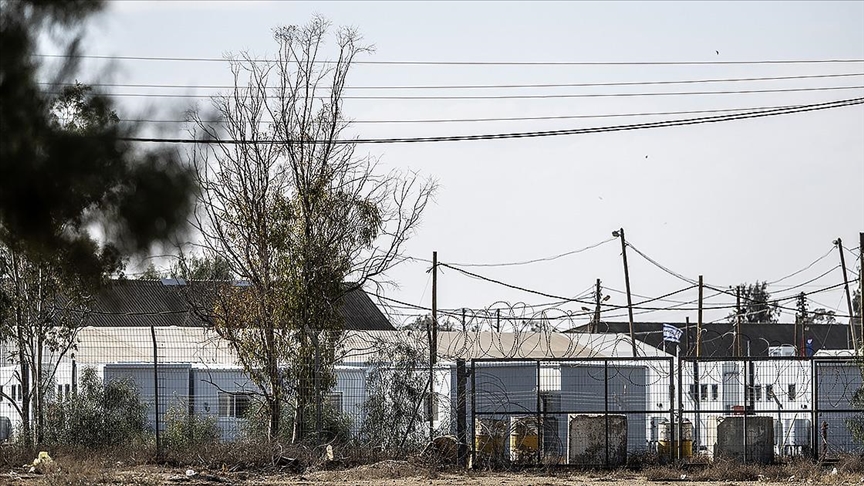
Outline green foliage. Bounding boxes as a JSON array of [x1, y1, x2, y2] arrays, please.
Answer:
[[42, 367, 149, 448], [728, 281, 779, 323], [361, 338, 428, 451], [192, 15, 434, 444], [162, 401, 220, 450], [242, 398, 350, 444], [848, 386, 864, 443]]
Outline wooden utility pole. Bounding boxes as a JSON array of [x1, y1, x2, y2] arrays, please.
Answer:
[[836, 238, 858, 351], [735, 285, 742, 358], [591, 278, 602, 333], [613, 228, 638, 357], [429, 251, 438, 440], [697, 275, 703, 358], [496, 309, 501, 333]]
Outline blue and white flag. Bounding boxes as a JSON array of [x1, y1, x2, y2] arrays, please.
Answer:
[[662, 323, 683, 343]]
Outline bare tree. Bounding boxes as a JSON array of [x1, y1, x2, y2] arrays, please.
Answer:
[[189, 16, 435, 443], [0, 245, 98, 445]]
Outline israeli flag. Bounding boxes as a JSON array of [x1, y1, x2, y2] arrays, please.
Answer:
[[662, 323, 683, 343]]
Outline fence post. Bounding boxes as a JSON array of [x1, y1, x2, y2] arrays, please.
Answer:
[[668, 358, 675, 463], [811, 359, 819, 461], [456, 359, 467, 467], [536, 360, 542, 465], [470, 360, 476, 468], [604, 360, 610, 468], [151, 325, 161, 460], [676, 356, 682, 461]]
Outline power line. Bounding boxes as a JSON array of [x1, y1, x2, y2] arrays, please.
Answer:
[[117, 97, 864, 145], [44, 84, 864, 100], [440, 237, 616, 268], [32, 53, 864, 66], [111, 102, 861, 125], [41, 72, 864, 91]]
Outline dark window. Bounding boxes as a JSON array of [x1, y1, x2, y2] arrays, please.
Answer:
[[788, 384, 797, 401], [766, 385, 775, 400], [755, 385, 762, 401], [700, 384, 709, 401], [711, 384, 719, 401], [218, 392, 251, 418]]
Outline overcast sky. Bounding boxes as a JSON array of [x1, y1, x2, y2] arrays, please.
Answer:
[[57, 1, 864, 329]]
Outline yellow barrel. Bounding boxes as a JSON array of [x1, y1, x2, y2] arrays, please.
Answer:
[[510, 416, 540, 462], [658, 420, 694, 459], [475, 418, 506, 458]]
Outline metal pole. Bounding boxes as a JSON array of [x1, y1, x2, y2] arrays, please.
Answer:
[[811, 359, 819, 461], [536, 361, 542, 465], [430, 251, 438, 441], [151, 325, 161, 459], [613, 228, 637, 357], [456, 359, 467, 467], [835, 238, 858, 351], [697, 276, 703, 358], [859, 232, 864, 343], [604, 360, 610, 467], [470, 360, 477, 468]]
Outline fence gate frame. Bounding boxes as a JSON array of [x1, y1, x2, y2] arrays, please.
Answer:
[[468, 356, 675, 468]]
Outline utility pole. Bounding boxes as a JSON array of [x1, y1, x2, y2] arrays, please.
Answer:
[[461, 307, 466, 333], [429, 251, 438, 440], [735, 285, 742, 358], [795, 292, 807, 357], [613, 228, 637, 357], [591, 278, 602, 333], [496, 309, 501, 333], [859, 232, 863, 344], [697, 275, 703, 358], [835, 238, 858, 351]]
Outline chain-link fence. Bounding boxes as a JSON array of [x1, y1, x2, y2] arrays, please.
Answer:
[[2, 328, 864, 466]]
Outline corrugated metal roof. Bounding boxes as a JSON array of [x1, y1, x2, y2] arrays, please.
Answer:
[[84, 279, 394, 331], [70, 327, 668, 367]]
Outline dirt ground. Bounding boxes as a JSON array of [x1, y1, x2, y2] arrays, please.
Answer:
[[4, 459, 863, 486]]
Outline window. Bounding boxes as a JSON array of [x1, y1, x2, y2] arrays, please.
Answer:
[[755, 385, 762, 401], [711, 384, 719, 401], [57, 385, 63, 399], [766, 385, 775, 400], [688, 384, 698, 402], [788, 384, 797, 401], [700, 384, 709, 401], [217, 392, 251, 418], [0, 385, 3, 401], [64, 384, 70, 397]]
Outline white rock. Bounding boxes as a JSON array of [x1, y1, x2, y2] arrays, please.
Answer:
[[185, 469, 197, 477]]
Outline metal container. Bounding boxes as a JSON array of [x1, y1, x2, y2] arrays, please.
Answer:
[[509, 416, 540, 463], [657, 419, 694, 458], [567, 414, 627, 466], [715, 416, 774, 464], [474, 418, 507, 459]]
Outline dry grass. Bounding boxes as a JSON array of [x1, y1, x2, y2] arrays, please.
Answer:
[[644, 455, 864, 484]]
